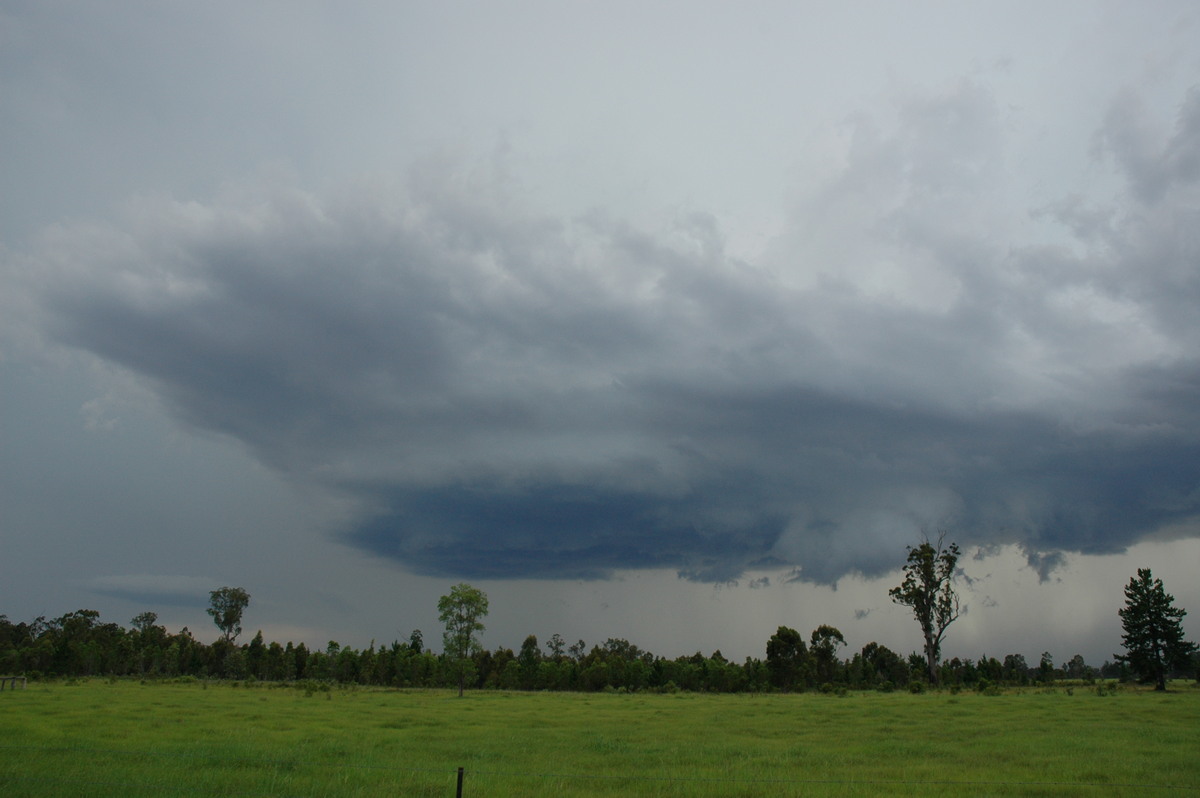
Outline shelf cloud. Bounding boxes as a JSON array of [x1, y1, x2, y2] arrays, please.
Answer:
[[20, 79, 1200, 585]]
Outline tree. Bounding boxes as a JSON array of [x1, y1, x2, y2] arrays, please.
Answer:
[[246, 631, 266, 679], [1038, 652, 1056, 684], [860, 641, 909, 687], [1064, 653, 1093, 681], [518, 634, 541, 689], [437, 583, 489, 697], [130, 611, 165, 675], [810, 625, 846, 684], [765, 626, 811, 690], [1116, 568, 1197, 691], [888, 533, 961, 685], [130, 611, 159, 636], [1002, 653, 1029, 685], [207, 587, 250, 644]]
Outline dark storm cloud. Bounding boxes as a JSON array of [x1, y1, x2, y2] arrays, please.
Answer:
[[347, 481, 788, 583], [22, 84, 1200, 583]]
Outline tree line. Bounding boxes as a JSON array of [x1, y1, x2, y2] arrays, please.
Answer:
[[0, 605, 1149, 691], [2, 541, 1194, 692]]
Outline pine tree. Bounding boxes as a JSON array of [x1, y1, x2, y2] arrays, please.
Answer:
[[1116, 569, 1196, 691]]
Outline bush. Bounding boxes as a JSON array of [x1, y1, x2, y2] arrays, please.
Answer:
[[908, 681, 925, 694], [296, 679, 332, 697], [877, 680, 895, 693], [976, 679, 1002, 696]]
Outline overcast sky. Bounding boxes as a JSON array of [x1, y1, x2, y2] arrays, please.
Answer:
[[2, 1, 1198, 667]]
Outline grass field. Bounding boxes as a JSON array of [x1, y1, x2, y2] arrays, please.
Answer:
[[1, 679, 1197, 796]]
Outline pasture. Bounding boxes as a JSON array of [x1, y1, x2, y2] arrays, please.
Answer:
[[1, 679, 1197, 796]]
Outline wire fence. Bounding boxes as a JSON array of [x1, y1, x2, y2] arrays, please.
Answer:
[[1, 744, 1197, 796]]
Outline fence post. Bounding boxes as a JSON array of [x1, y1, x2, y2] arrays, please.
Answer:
[[455, 766, 465, 797]]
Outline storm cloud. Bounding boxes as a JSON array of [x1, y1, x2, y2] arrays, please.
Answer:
[[18, 79, 1200, 585]]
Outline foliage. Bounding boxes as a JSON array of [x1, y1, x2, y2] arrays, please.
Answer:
[[1038, 651, 1056, 684], [1, 565, 1175, 697], [437, 582, 489, 696], [974, 675, 1005, 697], [810, 625, 846, 684], [888, 533, 961, 684], [1116, 568, 1197, 691], [0, 605, 1108, 694], [765, 626, 809, 690], [206, 587, 250, 644]]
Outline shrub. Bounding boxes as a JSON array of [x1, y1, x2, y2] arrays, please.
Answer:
[[296, 679, 332, 697]]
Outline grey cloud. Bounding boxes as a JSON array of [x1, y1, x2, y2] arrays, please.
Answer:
[[87, 575, 213, 608], [1095, 86, 1200, 204], [20, 84, 1200, 584], [1022, 548, 1067, 583]]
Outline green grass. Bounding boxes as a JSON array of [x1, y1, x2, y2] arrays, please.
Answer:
[[1, 680, 1198, 796]]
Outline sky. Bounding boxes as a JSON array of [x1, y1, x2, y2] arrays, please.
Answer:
[[2, 1, 1198, 668]]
